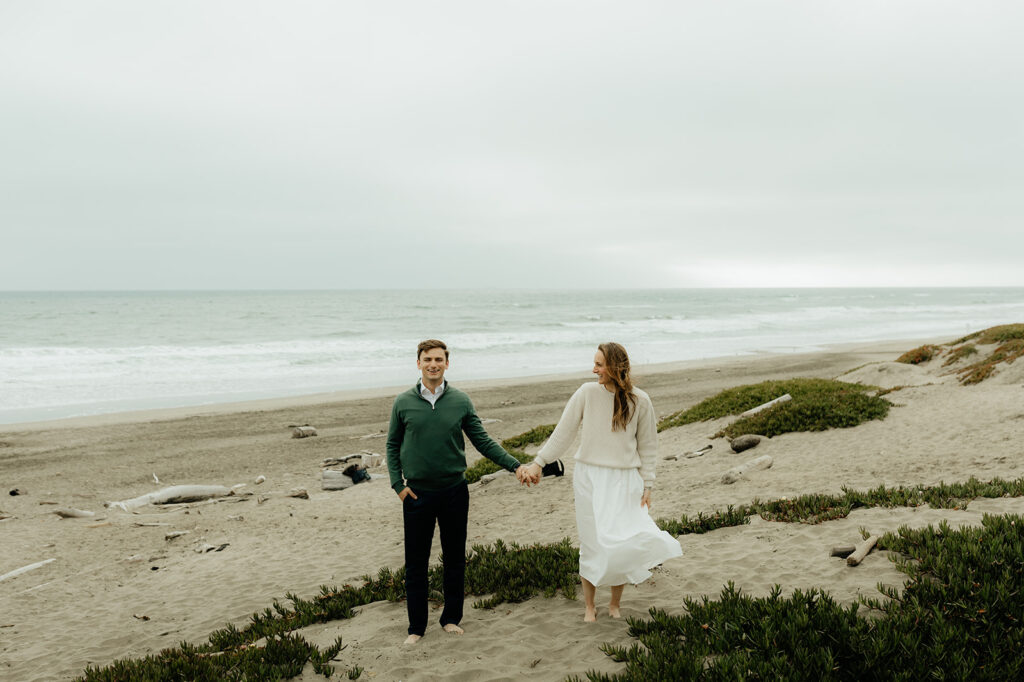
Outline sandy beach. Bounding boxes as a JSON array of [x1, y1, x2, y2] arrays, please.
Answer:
[[2, 336, 1023, 681]]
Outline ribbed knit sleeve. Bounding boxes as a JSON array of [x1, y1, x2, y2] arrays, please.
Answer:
[[533, 384, 586, 468], [635, 392, 659, 488]]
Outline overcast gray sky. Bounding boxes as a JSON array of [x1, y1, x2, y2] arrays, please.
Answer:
[[2, 1, 1022, 290]]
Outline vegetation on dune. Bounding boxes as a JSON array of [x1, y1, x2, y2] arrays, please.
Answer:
[[79, 539, 578, 681], [656, 476, 1024, 533], [78, 475, 1024, 681], [951, 323, 1024, 345], [895, 344, 942, 365], [895, 323, 1024, 384], [942, 343, 978, 366], [575, 514, 1024, 681], [463, 424, 555, 483], [956, 339, 1024, 385], [657, 378, 891, 438]]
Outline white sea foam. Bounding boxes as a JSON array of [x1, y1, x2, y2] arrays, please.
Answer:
[[1, 288, 1022, 423]]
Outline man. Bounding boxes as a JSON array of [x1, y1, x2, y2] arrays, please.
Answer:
[[386, 339, 534, 645]]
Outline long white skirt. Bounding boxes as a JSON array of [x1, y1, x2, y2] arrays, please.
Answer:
[[574, 460, 683, 587]]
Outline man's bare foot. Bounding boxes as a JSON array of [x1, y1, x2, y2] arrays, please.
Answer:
[[584, 607, 597, 623], [608, 605, 621, 619], [404, 634, 422, 645], [442, 624, 464, 635]]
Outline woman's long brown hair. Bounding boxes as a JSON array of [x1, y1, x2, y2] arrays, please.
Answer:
[[599, 342, 637, 431]]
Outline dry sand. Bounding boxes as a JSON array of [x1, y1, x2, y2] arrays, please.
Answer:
[[2, 337, 1023, 681]]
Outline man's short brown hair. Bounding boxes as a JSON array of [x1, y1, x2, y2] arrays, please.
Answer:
[[417, 339, 449, 360]]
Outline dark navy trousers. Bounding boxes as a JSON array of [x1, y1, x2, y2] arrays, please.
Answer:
[[402, 480, 469, 636]]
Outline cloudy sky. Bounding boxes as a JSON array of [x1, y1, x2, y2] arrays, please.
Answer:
[[2, 1, 1022, 290]]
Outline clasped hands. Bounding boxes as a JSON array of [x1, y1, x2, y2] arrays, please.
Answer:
[[516, 462, 543, 486]]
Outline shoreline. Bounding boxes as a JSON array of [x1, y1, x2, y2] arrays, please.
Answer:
[[7, 331, 1020, 681], [0, 335, 943, 433]]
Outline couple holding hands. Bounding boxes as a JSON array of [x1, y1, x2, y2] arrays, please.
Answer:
[[386, 339, 682, 645]]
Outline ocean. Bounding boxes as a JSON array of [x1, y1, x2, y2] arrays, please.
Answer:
[[2, 288, 1023, 425]]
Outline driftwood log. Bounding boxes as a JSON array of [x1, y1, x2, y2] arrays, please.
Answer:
[[740, 394, 792, 417], [665, 445, 713, 461], [292, 426, 318, 438], [0, 558, 56, 583], [479, 470, 511, 485], [105, 485, 232, 511], [847, 535, 879, 566], [830, 545, 857, 558], [721, 455, 773, 484], [53, 508, 96, 519]]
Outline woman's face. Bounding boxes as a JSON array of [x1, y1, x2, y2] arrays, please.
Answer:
[[593, 350, 611, 386]]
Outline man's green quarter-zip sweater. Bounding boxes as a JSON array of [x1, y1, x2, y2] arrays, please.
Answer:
[[386, 382, 521, 494]]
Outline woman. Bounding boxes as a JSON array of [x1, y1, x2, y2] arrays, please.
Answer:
[[525, 342, 682, 622]]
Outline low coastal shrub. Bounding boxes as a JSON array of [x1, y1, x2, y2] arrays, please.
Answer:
[[77, 539, 578, 681], [942, 343, 978, 367], [656, 505, 751, 536], [502, 423, 555, 450], [655, 476, 1024, 532], [657, 378, 890, 438], [722, 391, 890, 438], [952, 323, 1024, 345], [462, 424, 555, 483], [890, 324, 1024, 384], [895, 344, 941, 364], [956, 339, 1024, 385], [577, 513, 1024, 681], [463, 448, 534, 483]]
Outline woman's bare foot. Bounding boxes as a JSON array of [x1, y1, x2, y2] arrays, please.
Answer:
[[404, 634, 422, 645], [608, 605, 621, 619], [584, 607, 597, 623], [442, 624, 464, 635]]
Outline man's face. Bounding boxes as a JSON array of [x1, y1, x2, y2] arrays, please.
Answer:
[[417, 347, 449, 385]]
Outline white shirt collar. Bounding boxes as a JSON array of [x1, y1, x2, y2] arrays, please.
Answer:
[[420, 380, 446, 406]]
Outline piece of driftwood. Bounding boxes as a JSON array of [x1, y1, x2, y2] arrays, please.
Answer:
[[687, 444, 713, 458], [165, 530, 190, 541], [830, 545, 857, 558], [54, 508, 96, 519], [361, 452, 384, 468], [322, 455, 363, 468], [721, 455, 773, 484], [0, 558, 56, 583], [847, 536, 879, 566], [730, 435, 762, 453], [664, 445, 713, 461], [134, 522, 171, 527], [292, 426, 318, 438], [106, 485, 232, 511], [86, 521, 112, 528], [479, 470, 511, 485], [288, 488, 309, 499], [740, 394, 792, 417]]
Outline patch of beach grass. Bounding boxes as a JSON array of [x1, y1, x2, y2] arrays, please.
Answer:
[[579, 513, 1024, 681], [657, 378, 891, 438], [956, 339, 1024, 385], [896, 344, 942, 365]]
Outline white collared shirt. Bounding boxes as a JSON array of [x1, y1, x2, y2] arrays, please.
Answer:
[[420, 380, 446, 407]]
